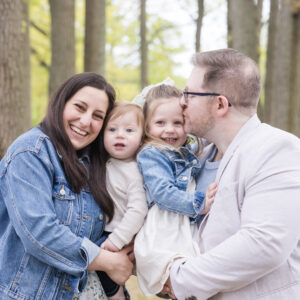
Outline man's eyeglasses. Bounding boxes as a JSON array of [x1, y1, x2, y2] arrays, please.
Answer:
[[182, 89, 232, 106]]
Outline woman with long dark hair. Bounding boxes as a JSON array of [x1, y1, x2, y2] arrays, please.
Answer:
[[0, 73, 133, 300]]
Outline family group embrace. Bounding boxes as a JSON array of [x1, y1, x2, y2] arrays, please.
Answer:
[[1, 48, 300, 300]]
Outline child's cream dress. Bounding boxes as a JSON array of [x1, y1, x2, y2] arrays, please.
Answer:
[[134, 180, 201, 296]]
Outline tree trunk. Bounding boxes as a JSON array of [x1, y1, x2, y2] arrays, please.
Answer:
[[84, 0, 106, 75], [269, 0, 293, 131], [227, 0, 261, 62], [0, 0, 31, 158], [49, 0, 75, 95], [255, 0, 264, 120], [256, 0, 264, 45], [195, 0, 204, 52], [21, 0, 31, 128], [264, 0, 278, 124], [140, 0, 148, 89], [290, 2, 300, 136]]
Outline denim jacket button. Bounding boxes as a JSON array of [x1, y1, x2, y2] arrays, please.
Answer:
[[98, 214, 103, 221], [59, 185, 66, 196]]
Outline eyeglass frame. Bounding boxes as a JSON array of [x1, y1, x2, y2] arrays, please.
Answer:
[[182, 89, 232, 107]]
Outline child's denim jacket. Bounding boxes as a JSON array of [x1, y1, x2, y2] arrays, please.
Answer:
[[137, 143, 205, 221], [0, 127, 105, 300]]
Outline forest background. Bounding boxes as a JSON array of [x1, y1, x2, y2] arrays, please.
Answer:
[[1, 0, 300, 299], [1, 0, 300, 159]]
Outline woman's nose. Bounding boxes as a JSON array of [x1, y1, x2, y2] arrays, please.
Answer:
[[79, 113, 92, 127]]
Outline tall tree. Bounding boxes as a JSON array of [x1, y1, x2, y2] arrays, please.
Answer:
[[228, 0, 263, 119], [264, 0, 278, 124], [269, 0, 293, 131], [290, 1, 300, 136], [49, 0, 75, 95], [0, 0, 31, 158], [177, 0, 204, 53], [195, 0, 204, 52], [21, 0, 31, 130], [84, 0, 106, 75], [140, 0, 148, 89], [227, 0, 263, 62]]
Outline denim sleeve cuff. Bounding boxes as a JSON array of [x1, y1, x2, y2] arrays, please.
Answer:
[[69, 237, 101, 294], [81, 236, 101, 265], [69, 270, 88, 295], [193, 191, 205, 214]]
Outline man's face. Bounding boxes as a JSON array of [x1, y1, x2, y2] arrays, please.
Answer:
[[180, 67, 215, 139]]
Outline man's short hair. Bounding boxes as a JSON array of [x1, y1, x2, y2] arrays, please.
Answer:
[[192, 48, 261, 110]]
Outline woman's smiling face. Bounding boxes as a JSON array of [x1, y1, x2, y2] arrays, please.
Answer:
[[63, 86, 109, 150]]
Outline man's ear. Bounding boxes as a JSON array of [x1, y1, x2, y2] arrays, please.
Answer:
[[215, 95, 230, 117]]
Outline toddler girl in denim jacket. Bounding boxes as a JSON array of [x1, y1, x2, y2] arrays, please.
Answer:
[[134, 83, 217, 296]]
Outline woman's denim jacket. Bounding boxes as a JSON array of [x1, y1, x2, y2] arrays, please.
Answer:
[[137, 143, 205, 221], [0, 127, 105, 300]]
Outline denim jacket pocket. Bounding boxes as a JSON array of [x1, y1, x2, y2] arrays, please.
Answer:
[[176, 175, 189, 190], [53, 182, 76, 226]]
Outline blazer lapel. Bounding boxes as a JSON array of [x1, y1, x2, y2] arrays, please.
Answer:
[[197, 114, 261, 247], [216, 114, 261, 183]]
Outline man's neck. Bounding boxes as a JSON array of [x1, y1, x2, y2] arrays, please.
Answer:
[[208, 113, 253, 156]]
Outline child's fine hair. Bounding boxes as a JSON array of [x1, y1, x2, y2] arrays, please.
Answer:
[[105, 101, 144, 127], [143, 84, 183, 145]]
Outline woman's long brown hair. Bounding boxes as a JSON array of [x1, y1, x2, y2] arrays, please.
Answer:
[[40, 72, 115, 222]]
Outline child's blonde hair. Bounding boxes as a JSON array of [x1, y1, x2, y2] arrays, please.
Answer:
[[105, 101, 144, 129]]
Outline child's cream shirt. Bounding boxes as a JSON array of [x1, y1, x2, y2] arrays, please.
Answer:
[[105, 158, 148, 249]]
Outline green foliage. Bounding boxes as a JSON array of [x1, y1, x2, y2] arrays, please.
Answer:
[[30, 0, 50, 125], [106, 0, 187, 100], [75, 0, 85, 73], [258, 45, 267, 106], [29, 0, 188, 124]]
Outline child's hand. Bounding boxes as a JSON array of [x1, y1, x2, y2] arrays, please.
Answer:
[[101, 238, 120, 252], [201, 181, 218, 215]]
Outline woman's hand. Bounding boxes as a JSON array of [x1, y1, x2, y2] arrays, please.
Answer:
[[87, 244, 134, 285]]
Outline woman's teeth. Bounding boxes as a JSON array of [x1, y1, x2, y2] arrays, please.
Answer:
[[70, 125, 87, 136]]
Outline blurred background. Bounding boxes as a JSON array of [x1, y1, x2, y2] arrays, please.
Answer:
[[1, 0, 300, 298], [1, 0, 299, 155]]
